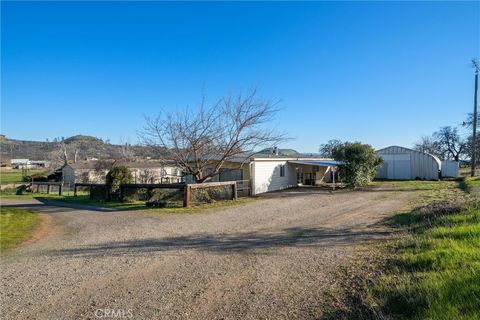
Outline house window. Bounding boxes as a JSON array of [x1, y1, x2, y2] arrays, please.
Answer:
[[280, 164, 285, 177], [219, 168, 243, 182]]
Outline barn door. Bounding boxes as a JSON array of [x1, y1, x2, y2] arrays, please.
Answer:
[[393, 154, 411, 179]]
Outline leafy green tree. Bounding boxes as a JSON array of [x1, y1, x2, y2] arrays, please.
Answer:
[[333, 142, 383, 188], [105, 166, 133, 200]]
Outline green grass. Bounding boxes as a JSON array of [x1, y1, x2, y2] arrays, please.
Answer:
[[375, 179, 480, 320], [43, 194, 256, 213], [0, 169, 46, 185], [464, 177, 480, 195], [374, 180, 463, 205], [1, 190, 257, 213], [0, 171, 24, 184], [0, 207, 41, 251]]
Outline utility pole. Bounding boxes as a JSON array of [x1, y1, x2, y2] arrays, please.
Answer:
[[472, 59, 479, 177]]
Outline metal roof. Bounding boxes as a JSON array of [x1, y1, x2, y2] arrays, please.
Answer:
[[288, 160, 343, 166], [376, 145, 442, 167]]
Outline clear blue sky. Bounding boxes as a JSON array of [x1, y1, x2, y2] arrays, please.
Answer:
[[1, 1, 479, 152]]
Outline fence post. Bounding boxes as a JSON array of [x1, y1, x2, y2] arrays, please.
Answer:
[[232, 182, 238, 200], [58, 184, 62, 196], [74, 184, 78, 197], [36, 184, 40, 193], [183, 185, 191, 208], [47, 184, 50, 194]]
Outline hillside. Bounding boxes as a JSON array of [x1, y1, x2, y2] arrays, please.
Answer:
[[0, 135, 163, 162]]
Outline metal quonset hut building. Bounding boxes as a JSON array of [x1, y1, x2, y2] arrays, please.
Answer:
[[376, 146, 441, 180]]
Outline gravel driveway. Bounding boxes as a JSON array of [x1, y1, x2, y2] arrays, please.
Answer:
[[0, 187, 413, 320]]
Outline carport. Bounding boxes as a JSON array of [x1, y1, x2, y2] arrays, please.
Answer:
[[288, 160, 342, 186]]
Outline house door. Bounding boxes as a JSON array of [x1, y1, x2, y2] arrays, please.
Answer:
[[296, 167, 303, 184]]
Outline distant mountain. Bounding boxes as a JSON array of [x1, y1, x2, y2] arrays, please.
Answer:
[[259, 147, 300, 156], [0, 135, 164, 163]]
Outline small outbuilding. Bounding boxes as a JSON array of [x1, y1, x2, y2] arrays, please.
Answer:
[[441, 160, 460, 178], [376, 146, 441, 180]]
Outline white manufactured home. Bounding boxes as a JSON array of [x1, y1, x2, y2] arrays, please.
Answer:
[[190, 155, 341, 195], [376, 146, 441, 180]]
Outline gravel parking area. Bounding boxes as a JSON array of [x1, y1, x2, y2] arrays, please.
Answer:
[[0, 186, 414, 319]]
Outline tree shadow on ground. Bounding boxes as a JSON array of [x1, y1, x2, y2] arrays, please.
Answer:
[[34, 197, 117, 212], [50, 226, 392, 257], [0, 202, 78, 213]]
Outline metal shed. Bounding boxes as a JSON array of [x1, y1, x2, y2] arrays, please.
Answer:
[[441, 160, 460, 178], [376, 146, 441, 180]]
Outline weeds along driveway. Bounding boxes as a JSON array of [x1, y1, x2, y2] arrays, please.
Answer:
[[0, 187, 414, 320]]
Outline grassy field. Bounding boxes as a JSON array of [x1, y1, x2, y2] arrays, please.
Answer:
[[0, 171, 25, 184], [0, 207, 41, 251], [0, 169, 46, 185], [375, 178, 480, 319]]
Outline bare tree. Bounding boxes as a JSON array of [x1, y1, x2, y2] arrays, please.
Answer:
[[433, 126, 467, 161], [319, 139, 343, 158], [120, 142, 135, 162], [94, 159, 116, 173], [49, 141, 69, 167], [138, 169, 158, 183], [413, 136, 443, 158], [464, 134, 480, 162], [140, 90, 287, 183], [74, 149, 79, 163], [462, 113, 480, 128]]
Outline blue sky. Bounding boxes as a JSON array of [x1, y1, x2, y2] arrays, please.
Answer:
[[1, 1, 479, 152]]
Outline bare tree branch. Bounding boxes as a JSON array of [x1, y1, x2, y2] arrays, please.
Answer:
[[139, 90, 288, 182]]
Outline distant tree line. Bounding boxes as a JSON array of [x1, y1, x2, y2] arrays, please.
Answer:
[[413, 114, 478, 161]]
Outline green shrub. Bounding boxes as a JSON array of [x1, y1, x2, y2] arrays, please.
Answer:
[[122, 188, 138, 203], [90, 185, 107, 200], [146, 189, 183, 207], [191, 188, 213, 204], [22, 172, 48, 183], [191, 186, 233, 204], [105, 166, 134, 201], [333, 142, 383, 188]]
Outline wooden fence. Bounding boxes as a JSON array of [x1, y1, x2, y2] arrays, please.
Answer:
[[31, 182, 63, 195], [73, 181, 238, 208], [185, 181, 237, 207], [74, 182, 106, 197]]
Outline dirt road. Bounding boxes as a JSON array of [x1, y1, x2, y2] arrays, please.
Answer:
[[0, 187, 413, 319]]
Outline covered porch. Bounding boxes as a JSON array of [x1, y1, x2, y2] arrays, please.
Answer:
[[287, 160, 341, 187]]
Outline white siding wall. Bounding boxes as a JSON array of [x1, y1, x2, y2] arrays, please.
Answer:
[[61, 165, 76, 185], [252, 160, 297, 195]]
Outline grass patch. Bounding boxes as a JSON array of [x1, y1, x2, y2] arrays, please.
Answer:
[[375, 180, 462, 204], [0, 171, 25, 184], [463, 177, 480, 195], [374, 179, 480, 319], [0, 191, 257, 213], [0, 207, 41, 251], [43, 194, 256, 213], [0, 169, 46, 185]]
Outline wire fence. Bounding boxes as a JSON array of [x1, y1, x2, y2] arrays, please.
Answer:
[[12, 179, 250, 208], [189, 182, 236, 206]]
